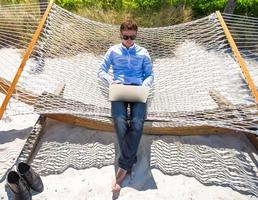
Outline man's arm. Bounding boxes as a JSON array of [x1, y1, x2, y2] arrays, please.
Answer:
[[97, 48, 113, 86], [142, 50, 154, 87]]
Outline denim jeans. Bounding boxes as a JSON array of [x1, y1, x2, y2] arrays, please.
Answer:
[[111, 101, 147, 171]]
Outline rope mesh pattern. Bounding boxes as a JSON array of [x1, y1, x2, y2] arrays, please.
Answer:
[[29, 126, 258, 197], [31, 127, 116, 175], [0, 2, 48, 78], [150, 135, 258, 197], [0, 3, 257, 133], [223, 13, 258, 88]]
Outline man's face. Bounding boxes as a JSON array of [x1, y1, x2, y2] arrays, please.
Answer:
[[120, 30, 137, 48]]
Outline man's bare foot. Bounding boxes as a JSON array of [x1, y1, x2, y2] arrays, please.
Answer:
[[112, 168, 127, 193]]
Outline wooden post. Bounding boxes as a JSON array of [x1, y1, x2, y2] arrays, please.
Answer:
[[216, 11, 258, 104], [0, 1, 54, 120]]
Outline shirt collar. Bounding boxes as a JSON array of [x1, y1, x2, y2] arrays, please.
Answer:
[[121, 43, 136, 50]]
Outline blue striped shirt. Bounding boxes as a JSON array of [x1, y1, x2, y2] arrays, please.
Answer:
[[98, 43, 154, 87]]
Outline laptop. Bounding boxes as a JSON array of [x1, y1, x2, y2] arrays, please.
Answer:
[[109, 84, 150, 103]]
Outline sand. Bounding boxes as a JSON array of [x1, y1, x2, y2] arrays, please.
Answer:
[[0, 110, 257, 199]]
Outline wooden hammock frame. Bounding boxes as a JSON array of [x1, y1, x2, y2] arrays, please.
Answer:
[[0, 6, 257, 148]]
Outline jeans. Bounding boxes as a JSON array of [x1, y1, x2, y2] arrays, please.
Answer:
[[111, 101, 147, 171]]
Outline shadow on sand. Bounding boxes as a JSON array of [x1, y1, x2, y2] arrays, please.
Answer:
[[19, 119, 258, 198]]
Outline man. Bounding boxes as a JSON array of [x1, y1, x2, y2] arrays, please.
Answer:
[[98, 20, 154, 192]]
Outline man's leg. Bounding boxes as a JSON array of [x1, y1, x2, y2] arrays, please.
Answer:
[[111, 101, 128, 150], [111, 101, 129, 192], [119, 102, 146, 171]]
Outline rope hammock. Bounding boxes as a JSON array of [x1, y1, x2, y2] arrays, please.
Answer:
[[0, 2, 257, 134]]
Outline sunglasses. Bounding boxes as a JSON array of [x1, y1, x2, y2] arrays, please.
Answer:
[[121, 35, 136, 40]]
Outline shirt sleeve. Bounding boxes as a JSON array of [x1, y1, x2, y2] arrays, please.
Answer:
[[97, 47, 113, 86], [142, 49, 154, 87]]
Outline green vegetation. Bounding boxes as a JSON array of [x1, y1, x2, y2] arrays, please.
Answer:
[[0, 0, 258, 26]]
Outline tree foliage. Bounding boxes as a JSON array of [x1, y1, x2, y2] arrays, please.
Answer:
[[51, 0, 258, 17], [0, 0, 257, 26]]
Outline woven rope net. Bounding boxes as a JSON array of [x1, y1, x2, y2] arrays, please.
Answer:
[[0, 3, 257, 134]]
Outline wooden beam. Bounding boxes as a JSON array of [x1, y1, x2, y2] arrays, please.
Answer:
[[44, 107, 257, 149], [209, 89, 234, 108], [17, 115, 47, 164], [33, 91, 256, 134], [245, 133, 258, 150], [216, 11, 258, 103], [0, 0, 54, 120], [17, 84, 66, 164], [44, 113, 238, 135], [45, 113, 113, 131], [145, 124, 237, 135]]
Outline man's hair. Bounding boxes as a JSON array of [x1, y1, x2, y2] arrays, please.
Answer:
[[120, 20, 138, 32]]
